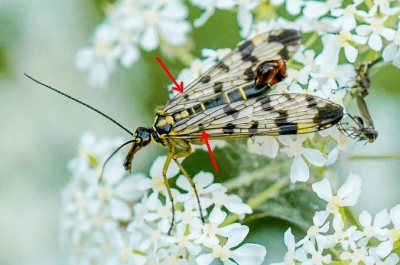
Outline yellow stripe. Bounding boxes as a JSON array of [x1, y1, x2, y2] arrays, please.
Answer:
[[297, 123, 316, 134], [238, 87, 247, 100], [224, 93, 230, 103]]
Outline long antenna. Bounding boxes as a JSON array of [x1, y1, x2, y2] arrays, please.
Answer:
[[98, 139, 136, 183], [24, 74, 133, 136]]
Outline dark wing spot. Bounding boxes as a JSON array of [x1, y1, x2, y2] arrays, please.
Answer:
[[260, 96, 273, 111], [275, 110, 298, 135], [314, 104, 344, 127], [214, 82, 223, 93], [267, 29, 301, 60], [223, 105, 238, 116], [238, 40, 258, 63], [306, 96, 318, 108], [222, 123, 236, 134], [249, 121, 259, 134], [216, 61, 230, 72], [200, 75, 211, 83], [243, 67, 254, 82]]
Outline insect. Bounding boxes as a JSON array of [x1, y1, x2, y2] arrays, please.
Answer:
[[352, 57, 381, 97], [26, 29, 344, 234], [337, 96, 378, 143], [336, 58, 380, 142]]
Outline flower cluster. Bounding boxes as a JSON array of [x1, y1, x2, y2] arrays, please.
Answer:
[[61, 133, 265, 265], [76, 0, 191, 88], [273, 173, 400, 265]]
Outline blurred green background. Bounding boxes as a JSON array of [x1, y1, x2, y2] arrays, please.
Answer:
[[1, 1, 400, 264]]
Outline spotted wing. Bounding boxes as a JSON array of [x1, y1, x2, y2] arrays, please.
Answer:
[[167, 94, 343, 140], [164, 29, 301, 113]]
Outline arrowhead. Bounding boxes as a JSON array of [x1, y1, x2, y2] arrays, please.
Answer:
[[172, 81, 184, 93], [200, 131, 210, 142]]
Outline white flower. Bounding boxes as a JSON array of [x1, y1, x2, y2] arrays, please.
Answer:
[[196, 225, 266, 265], [301, 240, 332, 265], [192, 206, 238, 247], [382, 22, 400, 68], [302, 0, 342, 19], [312, 173, 362, 229], [190, 0, 261, 37], [358, 209, 390, 247], [331, 1, 363, 31], [75, 44, 117, 89], [271, 228, 303, 265], [315, 33, 365, 65], [340, 245, 375, 265], [279, 135, 327, 182], [107, 231, 147, 265], [168, 48, 231, 99], [61, 133, 146, 264], [356, 15, 396, 51], [175, 171, 219, 213], [77, 0, 191, 88], [135, 0, 191, 51], [370, 248, 400, 265], [375, 204, 400, 257], [211, 185, 252, 216], [247, 136, 279, 158]]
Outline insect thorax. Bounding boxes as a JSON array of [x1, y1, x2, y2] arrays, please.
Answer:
[[151, 111, 174, 146]]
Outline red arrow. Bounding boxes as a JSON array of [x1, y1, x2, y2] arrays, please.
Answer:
[[200, 131, 219, 171], [156, 56, 184, 93]]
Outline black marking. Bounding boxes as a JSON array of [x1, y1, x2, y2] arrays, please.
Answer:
[[198, 123, 205, 131], [223, 105, 238, 116], [238, 40, 258, 63], [313, 105, 344, 126], [154, 115, 173, 135], [306, 96, 318, 108], [267, 30, 300, 60], [249, 121, 259, 134], [216, 61, 230, 72], [275, 110, 298, 135], [183, 93, 190, 101], [260, 96, 273, 111], [243, 68, 254, 82], [214, 82, 223, 93], [200, 75, 211, 83], [222, 123, 236, 134]]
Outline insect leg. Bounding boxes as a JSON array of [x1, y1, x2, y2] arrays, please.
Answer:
[[162, 148, 176, 235], [172, 147, 205, 223]]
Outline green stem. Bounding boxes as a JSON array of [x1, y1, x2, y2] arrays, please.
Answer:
[[304, 32, 319, 49], [221, 177, 289, 226], [329, 247, 342, 260], [349, 154, 400, 159], [175, 48, 196, 66], [247, 177, 289, 208], [386, 10, 400, 26], [344, 207, 362, 230], [223, 162, 287, 190]]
